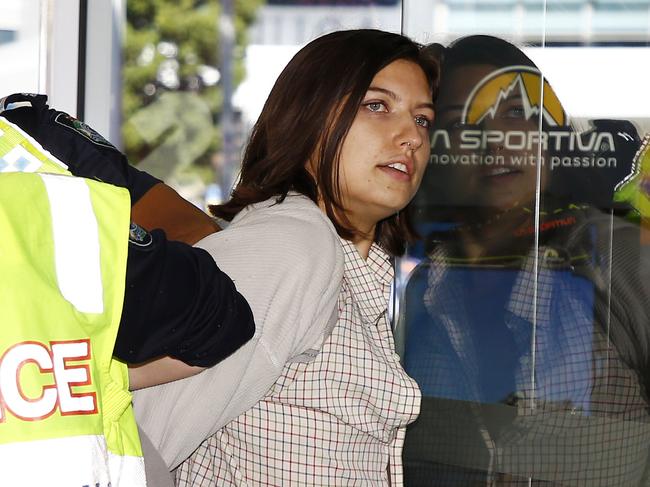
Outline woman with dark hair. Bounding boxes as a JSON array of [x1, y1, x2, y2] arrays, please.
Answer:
[[134, 29, 438, 485], [400, 35, 650, 486]]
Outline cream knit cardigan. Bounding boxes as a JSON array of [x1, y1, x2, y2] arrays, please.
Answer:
[[133, 193, 344, 469]]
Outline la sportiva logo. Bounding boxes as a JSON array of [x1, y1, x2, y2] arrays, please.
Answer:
[[430, 65, 617, 169], [462, 65, 566, 127]]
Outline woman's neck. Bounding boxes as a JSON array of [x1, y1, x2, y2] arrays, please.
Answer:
[[350, 217, 376, 260], [317, 198, 376, 260], [459, 207, 533, 262], [353, 236, 373, 260]]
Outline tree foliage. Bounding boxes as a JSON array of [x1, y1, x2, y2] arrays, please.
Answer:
[[123, 0, 263, 182]]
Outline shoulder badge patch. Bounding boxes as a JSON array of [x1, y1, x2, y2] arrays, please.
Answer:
[[129, 222, 153, 248], [54, 112, 118, 151], [0, 98, 32, 113]]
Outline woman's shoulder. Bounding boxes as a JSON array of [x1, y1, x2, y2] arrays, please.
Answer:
[[237, 193, 338, 246], [195, 193, 344, 357], [236, 193, 327, 223], [198, 193, 342, 268]]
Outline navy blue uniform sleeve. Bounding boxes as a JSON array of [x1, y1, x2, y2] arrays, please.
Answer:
[[114, 225, 255, 367], [0, 93, 158, 203]]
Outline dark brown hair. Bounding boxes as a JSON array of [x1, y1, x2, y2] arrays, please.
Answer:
[[211, 29, 439, 256]]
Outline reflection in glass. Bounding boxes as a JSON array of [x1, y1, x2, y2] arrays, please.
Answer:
[[400, 35, 650, 486]]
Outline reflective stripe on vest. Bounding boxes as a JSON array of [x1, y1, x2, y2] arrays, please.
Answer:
[[0, 171, 144, 485], [0, 117, 70, 175]]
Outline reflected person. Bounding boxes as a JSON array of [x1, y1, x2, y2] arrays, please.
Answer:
[[401, 35, 650, 486]]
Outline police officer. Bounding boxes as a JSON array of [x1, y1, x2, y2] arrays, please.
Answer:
[[0, 93, 219, 244], [0, 93, 255, 485], [0, 92, 255, 382]]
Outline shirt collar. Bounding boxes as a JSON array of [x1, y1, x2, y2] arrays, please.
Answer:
[[340, 238, 393, 323]]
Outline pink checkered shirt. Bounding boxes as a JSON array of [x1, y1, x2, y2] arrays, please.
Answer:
[[175, 239, 421, 486]]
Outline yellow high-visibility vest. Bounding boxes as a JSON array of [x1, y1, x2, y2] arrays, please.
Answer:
[[0, 119, 145, 486], [0, 117, 70, 175]]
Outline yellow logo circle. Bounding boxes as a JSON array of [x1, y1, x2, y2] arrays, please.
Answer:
[[462, 65, 566, 127]]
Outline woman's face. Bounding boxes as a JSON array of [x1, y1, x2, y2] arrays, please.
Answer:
[[436, 64, 548, 213], [336, 59, 434, 233]]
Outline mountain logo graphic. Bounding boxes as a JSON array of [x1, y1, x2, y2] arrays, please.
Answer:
[[461, 65, 566, 127]]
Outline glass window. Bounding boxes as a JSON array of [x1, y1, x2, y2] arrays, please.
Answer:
[[119, 2, 650, 483], [398, 1, 650, 485], [4, 0, 649, 483]]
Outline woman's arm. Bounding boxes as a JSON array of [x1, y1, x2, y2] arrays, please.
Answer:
[[133, 197, 344, 469], [129, 357, 203, 390]]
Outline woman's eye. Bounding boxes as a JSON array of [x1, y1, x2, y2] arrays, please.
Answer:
[[502, 106, 526, 119], [365, 101, 387, 112], [415, 115, 432, 129]]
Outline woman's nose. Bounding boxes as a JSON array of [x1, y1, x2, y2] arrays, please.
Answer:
[[397, 117, 424, 151]]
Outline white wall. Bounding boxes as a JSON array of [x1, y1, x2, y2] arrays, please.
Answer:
[[0, 0, 42, 98]]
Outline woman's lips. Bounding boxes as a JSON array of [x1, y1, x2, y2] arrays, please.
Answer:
[[379, 165, 411, 181]]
